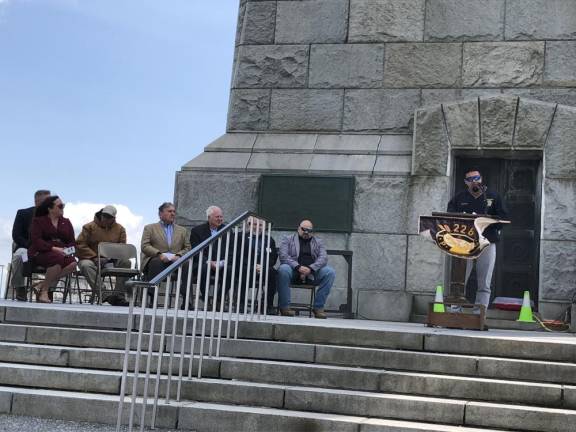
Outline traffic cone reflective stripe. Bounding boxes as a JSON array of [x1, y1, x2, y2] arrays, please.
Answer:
[[517, 290, 535, 323], [433, 285, 445, 313]]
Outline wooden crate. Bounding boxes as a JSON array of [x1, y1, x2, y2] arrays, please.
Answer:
[[426, 302, 486, 331]]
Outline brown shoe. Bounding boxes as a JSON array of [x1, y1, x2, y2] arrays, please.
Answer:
[[313, 308, 327, 319], [280, 308, 295, 317]]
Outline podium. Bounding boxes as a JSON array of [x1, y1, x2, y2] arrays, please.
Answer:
[[419, 212, 510, 330]]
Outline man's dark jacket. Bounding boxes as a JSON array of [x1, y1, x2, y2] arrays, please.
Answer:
[[12, 206, 35, 251], [447, 188, 508, 242], [189, 222, 226, 260]]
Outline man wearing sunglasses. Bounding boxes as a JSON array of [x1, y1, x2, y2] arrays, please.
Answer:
[[278, 220, 336, 319], [447, 169, 508, 309]]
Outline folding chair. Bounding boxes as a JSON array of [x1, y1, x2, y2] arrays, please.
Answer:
[[289, 283, 316, 317], [96, 243, 140, 305]]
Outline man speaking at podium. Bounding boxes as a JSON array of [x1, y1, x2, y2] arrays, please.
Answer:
[[447, 169, 508, 309]]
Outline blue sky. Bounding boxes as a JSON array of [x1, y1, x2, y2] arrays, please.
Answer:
[[0, 0, 238, 268]]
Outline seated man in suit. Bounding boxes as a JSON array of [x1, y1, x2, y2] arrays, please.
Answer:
[[189, 206, 231, 301], [10, 189, 51, 301], [141, 202, 191, 305], [278, 219, 335, 319], [236, 216, 278, 315]]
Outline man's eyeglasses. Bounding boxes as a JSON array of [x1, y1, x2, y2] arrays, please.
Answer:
[[299, 227, 313, 233], [465, 175, 481, 182], [57, 203, 65, 210]]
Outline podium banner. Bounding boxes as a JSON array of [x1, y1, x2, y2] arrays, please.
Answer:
[[419, 214, 509, 259]]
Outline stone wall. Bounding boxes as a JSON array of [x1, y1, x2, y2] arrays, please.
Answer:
[[230, 0, 576, 132], [175, 0, 576, 320]]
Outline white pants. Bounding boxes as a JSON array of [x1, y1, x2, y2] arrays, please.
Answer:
[[10, 248, 28, 289], [465, 243, 496, 309]]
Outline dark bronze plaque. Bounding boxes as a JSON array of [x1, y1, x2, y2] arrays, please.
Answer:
[[258, 175, 355, 232]]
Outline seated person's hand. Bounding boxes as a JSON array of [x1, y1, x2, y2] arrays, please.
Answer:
[[159, 253, 171, 263], [255, 264, 261, 273], [210, 261, 217, 270], [298, 266, 312, 276], [52, 246, 65, 255]]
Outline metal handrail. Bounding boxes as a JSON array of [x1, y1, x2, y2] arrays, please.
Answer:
[[117, 211, 273, 432]]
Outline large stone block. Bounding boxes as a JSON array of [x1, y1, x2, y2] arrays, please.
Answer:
[[204, 133, 257, 152], [275, 0, 348, 44], [285, 387, 465, 424], [463, 42, 544, 87], [309, 154, 376, 174], [0, 390, 9, 414], [247, 152, 311, 171], [465, 402, 576, 432], [539, 240, 576, 301], [372, 155, 411, 175], [348, 0, 425, 42], [406, 176, 450, 235], [309, 44, 385, 89], [543, 179, 576, 241], [233, 45, 309, 88], [239, 1, 276, 45], [406, 235, 445, 293], [513, 99, 556, 148], [421, 88, 503, 107], [544, 41, 576, 87], [349, 233, 407, 291], [412, 106, 449, 175], [425, 0, 505, 42], [175, 171, 260, 225], [314, 134, 380, 154], [379, 371, 562, 407], [442, 98, 480, 148], [253, 133, 317, 153], [316, 345, 477, 375], [353, 176, 409, 234], [356, 290, 413, 321], [377, 135, 413, 154], [384, 43, 462, 88], [545, 104, 576, 178], [227, 89, 270, 131], [180, 151, 251, 171], [503, 88, 576, 107], [270, 89, 344, 131], [479, 96, 518, 147], [178, 405, 358, 432], [343, 89, 420, 132], [505, 0, 576, 41]]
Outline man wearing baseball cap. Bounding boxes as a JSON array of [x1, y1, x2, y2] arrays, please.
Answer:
[[76, 205, 131, 305]]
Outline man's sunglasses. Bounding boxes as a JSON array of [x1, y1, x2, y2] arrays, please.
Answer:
[[299, 227, 313, 233], [57, 203, 65, 210], [465, 175, 481, 182]]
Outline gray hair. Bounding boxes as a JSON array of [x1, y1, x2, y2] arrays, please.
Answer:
[[206, 205, 221, 219]]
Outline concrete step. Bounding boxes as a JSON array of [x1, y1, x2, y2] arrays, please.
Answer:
[[3, 303, 576, 362], [2, 329, 576, 391], [2, 346, 573, 411], [0, 385, 514, 431]]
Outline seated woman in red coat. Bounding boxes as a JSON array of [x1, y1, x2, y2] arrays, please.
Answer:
[[28, 196, 77, 303]]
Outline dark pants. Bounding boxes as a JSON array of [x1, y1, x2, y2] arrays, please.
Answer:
[[193, 262, 233, 301], [237, 266, 277, 308], [144, 257, 190, 306]]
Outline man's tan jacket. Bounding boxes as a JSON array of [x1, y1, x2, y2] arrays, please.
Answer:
[[140, 222, 190, 271]]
